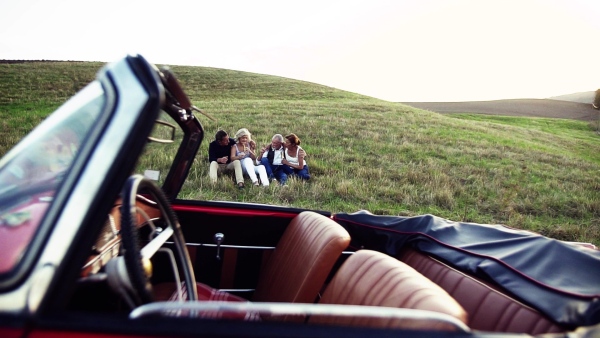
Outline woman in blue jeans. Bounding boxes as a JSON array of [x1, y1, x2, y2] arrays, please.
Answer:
[[281, 133, 310, 180]]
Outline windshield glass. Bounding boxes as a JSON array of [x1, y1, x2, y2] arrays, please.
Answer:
[[0, 81, 105, 274]]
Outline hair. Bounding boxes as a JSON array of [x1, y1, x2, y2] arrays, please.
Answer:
[[215, 130, 228, 141], [271, 134, 284, 143], [235, 128, 252, 141], [285, 133, 301, 146]]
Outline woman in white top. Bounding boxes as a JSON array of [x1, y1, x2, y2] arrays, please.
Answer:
[[230, 128, 269, 188], [282, 133, 310, 180]]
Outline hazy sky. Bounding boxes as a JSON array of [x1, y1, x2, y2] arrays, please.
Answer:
[[1, 0, 599, 102]]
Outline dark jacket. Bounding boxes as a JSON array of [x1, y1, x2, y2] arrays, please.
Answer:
[[208, 138, 235, 163]]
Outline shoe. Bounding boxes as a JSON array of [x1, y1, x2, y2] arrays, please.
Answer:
[[253, 181, 259, 187], [237, 182, 244, 190]]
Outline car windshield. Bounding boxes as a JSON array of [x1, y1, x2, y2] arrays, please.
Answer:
[[0, 81, 105, 274]]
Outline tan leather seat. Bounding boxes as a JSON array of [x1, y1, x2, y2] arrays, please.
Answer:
[[252, 211, 351, 304], [398, 248, 565, 334], [311, 250, 468, 331]]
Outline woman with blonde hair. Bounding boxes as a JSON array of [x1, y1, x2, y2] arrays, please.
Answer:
[[230, 128, 269, 188], [282, 133, 310, 180]]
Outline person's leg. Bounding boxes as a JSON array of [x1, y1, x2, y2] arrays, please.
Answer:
[[273, 166, 288, 185], [296, 165, 311, 180], [282, 165, 294, 175], [227, 160, 244, 184], [241, 158, 259, 184], [209, 161, 219, 183], [255, 165, 270, 186], [260, 157, 274, 179]]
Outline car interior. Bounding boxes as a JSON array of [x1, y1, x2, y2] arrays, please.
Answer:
[[69, 187, 471, 333], [66, 176, 571, 336]]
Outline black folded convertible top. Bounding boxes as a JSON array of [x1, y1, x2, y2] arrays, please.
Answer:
[[333, 211, 600, 327]]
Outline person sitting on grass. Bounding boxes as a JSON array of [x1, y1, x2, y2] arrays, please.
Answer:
[[259, 134, 288, 186], [230, 128, 269, 188], [208, 130, 243, 187], [282, 133, 310, 181]]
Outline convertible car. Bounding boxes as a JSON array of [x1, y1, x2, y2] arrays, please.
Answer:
[[1, 55, 599, 338]]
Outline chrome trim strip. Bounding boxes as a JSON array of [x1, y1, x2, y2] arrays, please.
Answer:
[[217, 289, 254, 293], [130, 301, 470, 332], [176, 243, 276, 250]]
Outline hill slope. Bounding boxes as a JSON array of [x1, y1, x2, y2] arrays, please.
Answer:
[[549, 91, 596, 104], [1, 61, 599, 246]]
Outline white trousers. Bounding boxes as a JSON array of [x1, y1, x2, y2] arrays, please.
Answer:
[[240, 157, 269, 186]]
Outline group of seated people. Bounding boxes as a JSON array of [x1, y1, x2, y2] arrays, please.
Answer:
[[208, 128, 311, 188]]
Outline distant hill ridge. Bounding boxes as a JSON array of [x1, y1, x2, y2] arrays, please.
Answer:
[[548, 91, 596, 104], [402, 97, 598, 121]]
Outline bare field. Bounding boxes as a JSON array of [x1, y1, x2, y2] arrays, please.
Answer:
[[403, 99, 598, 121]]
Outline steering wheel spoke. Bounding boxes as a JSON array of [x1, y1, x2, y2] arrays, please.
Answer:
[[141, 227, 174, 259], [116, 175, 197, 306]]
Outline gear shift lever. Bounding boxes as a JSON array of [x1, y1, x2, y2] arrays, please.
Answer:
[[214, 233, 224, 260]]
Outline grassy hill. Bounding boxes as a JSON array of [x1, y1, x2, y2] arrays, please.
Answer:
[[1, 60, 599, 246]]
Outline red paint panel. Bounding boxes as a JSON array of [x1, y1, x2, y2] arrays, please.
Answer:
[[0, 327, 25, 338], [172, 205, 297, 218]]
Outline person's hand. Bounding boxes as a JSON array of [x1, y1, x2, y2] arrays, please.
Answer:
[[249, 140, 256, 150], [218, 156, 228, 164], [282, 158, 288, 165]]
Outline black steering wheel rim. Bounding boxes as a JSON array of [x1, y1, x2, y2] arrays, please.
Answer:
[[120, 174, 197, 305]]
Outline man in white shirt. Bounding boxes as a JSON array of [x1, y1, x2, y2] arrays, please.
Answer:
[[259, 134, 288, 185]]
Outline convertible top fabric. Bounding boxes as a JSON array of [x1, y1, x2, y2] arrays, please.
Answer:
[[333, 211, 600, 327]]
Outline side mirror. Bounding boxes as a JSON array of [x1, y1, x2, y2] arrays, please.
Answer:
[[148, 120, 176, 144]]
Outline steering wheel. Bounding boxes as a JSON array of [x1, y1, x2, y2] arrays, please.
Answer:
[[116, 174, 197, 305]]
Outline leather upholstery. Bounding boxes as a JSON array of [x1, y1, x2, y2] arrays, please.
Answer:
[[154, 282, 260, 321], [155, 282, 249, 303], [398, 248, 565, 334], [252, 211, 351, 304], [311, 250, 468, 330]]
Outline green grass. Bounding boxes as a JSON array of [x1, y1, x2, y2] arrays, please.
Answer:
[[1, 61, 599, 246]]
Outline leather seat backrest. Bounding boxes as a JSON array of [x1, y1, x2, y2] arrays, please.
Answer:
[[311, 250, 468, 331], [252, 211, 350, 304], [397, 248, 565, 334]]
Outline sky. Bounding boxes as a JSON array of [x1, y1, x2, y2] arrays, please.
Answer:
[[0, 0, 599, 102]]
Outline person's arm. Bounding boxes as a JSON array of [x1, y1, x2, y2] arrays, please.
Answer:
[[295, 152, 305, 169], [247, 147, 256, 160], [230, 145, 239, 161], [259, 145, 269, 159], [245, 140, 256, 160], [208, 142, 218, 163], [298, 149, 307, 167]]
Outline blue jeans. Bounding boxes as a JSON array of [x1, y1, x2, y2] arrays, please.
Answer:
[[283, 164, 310, 180], [260, 157, 288, 185]]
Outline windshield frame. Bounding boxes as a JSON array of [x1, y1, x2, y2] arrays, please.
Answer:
[[0, 80, 112, 289]]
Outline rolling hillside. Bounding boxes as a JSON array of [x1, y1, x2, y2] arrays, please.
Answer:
[[1, 60, 599, 246]]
